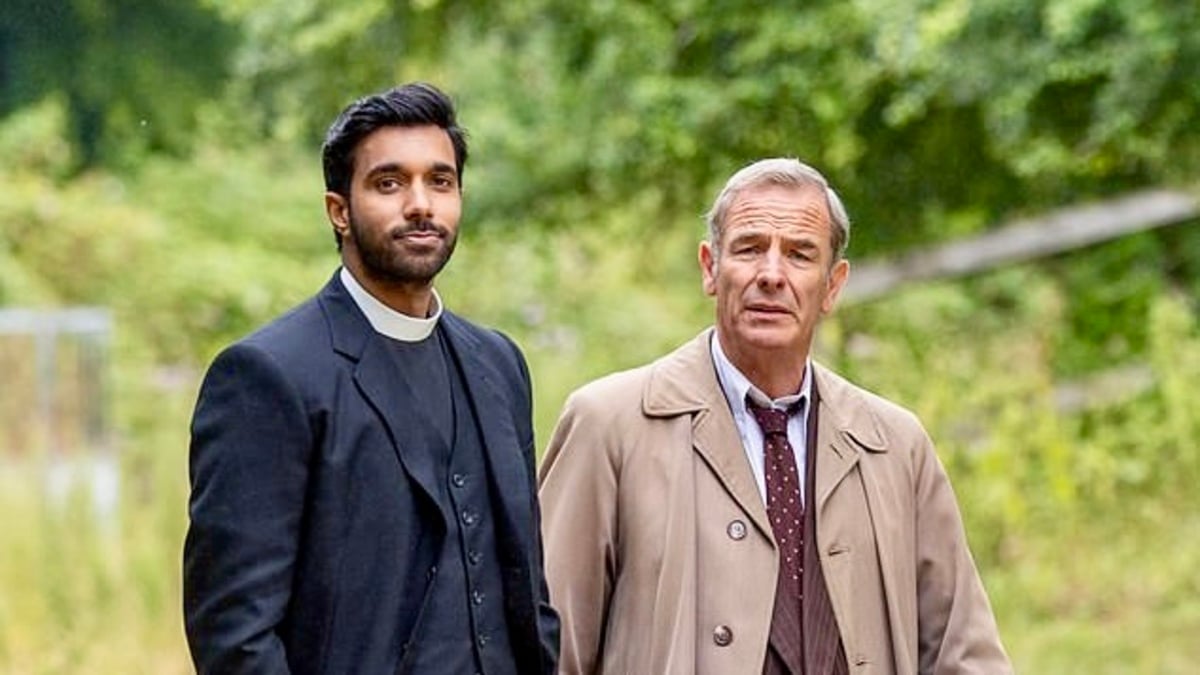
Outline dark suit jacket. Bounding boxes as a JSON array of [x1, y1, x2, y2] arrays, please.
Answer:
[[184, 273, 559, 674]]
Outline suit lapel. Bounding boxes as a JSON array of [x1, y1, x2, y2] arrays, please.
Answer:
[[439, 314, 532, 550], [319, 274, 447, 523], [354, 338, 449, 518]]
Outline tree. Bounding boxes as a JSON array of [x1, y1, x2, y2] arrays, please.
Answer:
[[0, 0, 236, 168]]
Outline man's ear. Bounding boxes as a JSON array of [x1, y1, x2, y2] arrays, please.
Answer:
[[325, 192, 349, 241], [699, 240, 718, 297], [821, 258, 850, 315]]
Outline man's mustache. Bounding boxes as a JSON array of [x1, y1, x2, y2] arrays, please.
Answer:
[[391, 220, 447, 237]]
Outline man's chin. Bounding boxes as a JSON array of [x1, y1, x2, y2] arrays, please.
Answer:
[[740, 326, 805, 352], [362, 256, 450, 286]]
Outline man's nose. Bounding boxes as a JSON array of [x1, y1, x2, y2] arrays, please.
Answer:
[[756, 249, 786, 289], [404, 182, 433, 220]]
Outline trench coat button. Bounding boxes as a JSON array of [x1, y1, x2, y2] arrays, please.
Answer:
[[712, 625, 733, 647], [726, 520, 747, 540]]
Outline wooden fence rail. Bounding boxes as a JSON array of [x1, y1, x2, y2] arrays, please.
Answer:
[[842, 189, 1199, 304]]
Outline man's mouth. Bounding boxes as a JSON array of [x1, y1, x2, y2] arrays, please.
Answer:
[[393, 221, 445, 241], [746, 304, 789, 314]]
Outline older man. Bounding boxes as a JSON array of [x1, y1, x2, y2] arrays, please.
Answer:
[[538, 158, 1010, 674]]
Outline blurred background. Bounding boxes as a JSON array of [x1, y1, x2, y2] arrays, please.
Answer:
[[1, 0, 1198, 672]]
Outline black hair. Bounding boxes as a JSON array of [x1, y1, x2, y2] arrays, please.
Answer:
[[321, 82, 469, 199]]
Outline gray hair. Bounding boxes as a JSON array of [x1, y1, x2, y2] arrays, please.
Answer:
[[704, 158, 851, 262]]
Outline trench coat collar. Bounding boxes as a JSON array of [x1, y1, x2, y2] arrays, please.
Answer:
[[808, 363, 889, 514], [642, 329, 772, 539], [642, 329, 892, 534], [810, 363, 888, 453]]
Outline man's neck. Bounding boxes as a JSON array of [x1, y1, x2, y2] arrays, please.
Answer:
[[717, 335, 809, 400]]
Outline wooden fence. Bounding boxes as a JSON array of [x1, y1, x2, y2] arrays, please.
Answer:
[[839, 188, 1198, 413]]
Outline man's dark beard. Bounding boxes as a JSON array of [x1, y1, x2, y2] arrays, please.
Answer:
[[350, 215, 457, 285]]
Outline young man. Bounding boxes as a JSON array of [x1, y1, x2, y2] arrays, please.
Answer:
[[184, 82, 558, 675], [539, 158, 1010, 674]]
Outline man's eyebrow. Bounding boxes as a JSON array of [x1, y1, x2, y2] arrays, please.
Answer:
[[363, 162, 403, 179], [787, 237, 821, 248], [362, 161, 457, 177]]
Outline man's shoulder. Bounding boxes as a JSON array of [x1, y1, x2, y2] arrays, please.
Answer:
[[813, 363, 927, 438], [197, 290, 341, 392], [441, 309, 512, 349], [440, 310, 527, 374], [238, 294, 329, 358], [567, 362, 657, 408], [564, 333, 711, 416]]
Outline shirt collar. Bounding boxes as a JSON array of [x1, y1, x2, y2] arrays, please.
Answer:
[[339, 267, 442, 342], [710, 332, 811, 419]]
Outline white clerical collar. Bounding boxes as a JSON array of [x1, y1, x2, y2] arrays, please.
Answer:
[[710, 331, 812, 417], [339, 267, 442, 342]]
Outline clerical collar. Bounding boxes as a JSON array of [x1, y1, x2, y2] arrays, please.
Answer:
[[339, 267, 442, 342], [710, 331, 812, 415]]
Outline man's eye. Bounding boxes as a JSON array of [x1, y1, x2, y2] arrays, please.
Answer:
[[377, 178, 400, 190]]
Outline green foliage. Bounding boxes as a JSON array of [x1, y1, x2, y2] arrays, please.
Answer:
[[0, 0, 236, 168], [0, 0, 1198, 671], [202, 0, 1200, 257]]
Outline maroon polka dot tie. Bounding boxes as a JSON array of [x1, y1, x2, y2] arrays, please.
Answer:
[[747, 398, 804, 603]]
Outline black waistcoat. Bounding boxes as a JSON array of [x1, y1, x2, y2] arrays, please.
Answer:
[[386, 330, 518, 675]]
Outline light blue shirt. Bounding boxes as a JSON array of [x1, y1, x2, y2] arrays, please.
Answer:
[[709, 332, 812, 506]]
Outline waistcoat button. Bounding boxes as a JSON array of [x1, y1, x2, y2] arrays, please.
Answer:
[[713, 625, 733, 647]]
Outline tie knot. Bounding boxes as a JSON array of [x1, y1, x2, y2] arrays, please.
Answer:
[[746, 399, 792, 436]]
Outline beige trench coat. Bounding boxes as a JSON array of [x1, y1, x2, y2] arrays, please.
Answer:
[[538, 331, 1011, 675]]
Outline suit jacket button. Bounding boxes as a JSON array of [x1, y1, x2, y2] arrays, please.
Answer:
[[726, 520, 747, 540], [713, 625, 733, 647]]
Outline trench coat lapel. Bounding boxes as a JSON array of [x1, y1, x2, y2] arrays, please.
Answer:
[[319, 275, 447, 524], [644, 330, 773, 542], [812, 364, 887, 514], [813, 401, 860, 515], [812, 363, 907, 670]]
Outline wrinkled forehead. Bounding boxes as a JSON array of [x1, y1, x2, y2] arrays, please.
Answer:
[[722, 183, 831, 236]]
